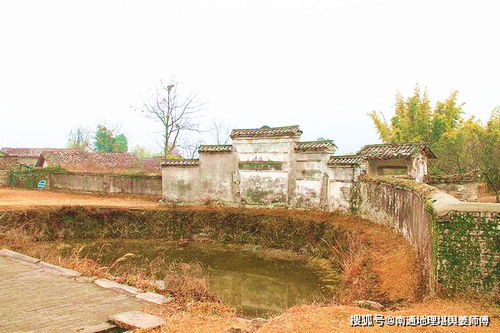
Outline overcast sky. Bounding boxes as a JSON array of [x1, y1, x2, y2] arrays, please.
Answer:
[[0, 0, 498, 155]]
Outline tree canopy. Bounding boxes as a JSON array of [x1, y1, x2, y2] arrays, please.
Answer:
[[369, 86, 465, 145], [369, 85, 499, 201], [93, 125, 128, 153]]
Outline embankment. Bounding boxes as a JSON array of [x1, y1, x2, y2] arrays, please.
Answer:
[[358, 176, 499, 297]]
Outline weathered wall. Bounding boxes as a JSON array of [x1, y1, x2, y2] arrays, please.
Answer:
[[358, 178, 434, 294], [49, 172, 162, 196], [426, 172, 482, 202], [434, 210, 499, 294], [199, 152, 236, 202], [239, 170, 289, 204], [326, 165, 365, 211], [0, 156, 18, 170], [293, 152, 330, 208], [162, 166, 200, 202], [233, 137, 295, 205], [431, 182, 480, 202], [358, 177, 500, 296]]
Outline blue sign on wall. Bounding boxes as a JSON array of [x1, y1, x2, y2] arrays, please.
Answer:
[[37, 180, 47, 190]]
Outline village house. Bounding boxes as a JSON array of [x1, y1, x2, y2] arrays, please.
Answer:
[[35, 150, 150, 173], [0, 148, 72, 167], [161, 125, 435, 210]]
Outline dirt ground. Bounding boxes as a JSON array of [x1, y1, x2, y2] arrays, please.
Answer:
[[0, 187, 159, 211]]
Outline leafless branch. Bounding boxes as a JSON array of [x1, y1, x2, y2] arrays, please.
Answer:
[[138, 80, 204, 158]]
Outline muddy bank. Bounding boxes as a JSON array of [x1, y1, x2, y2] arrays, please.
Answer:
[[0, 206, 420, 305]]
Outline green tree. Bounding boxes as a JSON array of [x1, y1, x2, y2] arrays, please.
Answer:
[[112, 134, 128, 153], [93, 125, 128, 153], [432, 114, 499, 202], [369, 85, 464, 145]]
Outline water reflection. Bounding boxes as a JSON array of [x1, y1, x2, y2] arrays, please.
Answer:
[[47, 239, 336, 316]]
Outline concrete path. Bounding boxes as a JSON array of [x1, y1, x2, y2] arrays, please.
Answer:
[[0, 255, 147, 332]]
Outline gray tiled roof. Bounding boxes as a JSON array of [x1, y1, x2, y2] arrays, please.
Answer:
[[160, 159, 199, 167], [328, 155, 364, 166], [358, 143, 436, 160], [198, 145, 233, 153], [295, 140, 337, 152], [230, 125, 302, 139]]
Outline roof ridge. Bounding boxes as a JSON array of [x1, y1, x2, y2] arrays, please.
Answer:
[[330, 154, 361, 158], [199, 144, 232, 146], [362, 142, 425, 147], [231, 125, 300, 131], [297, 140, 335, 144]]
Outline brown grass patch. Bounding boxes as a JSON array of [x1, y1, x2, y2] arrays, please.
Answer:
[[259, 299, 500, 332], [161, 261, 220, 304]]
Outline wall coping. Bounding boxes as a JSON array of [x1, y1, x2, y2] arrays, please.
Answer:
[[361, 175, 500, 217], [430, 191, 500, 217]]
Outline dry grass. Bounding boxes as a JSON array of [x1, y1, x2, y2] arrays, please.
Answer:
[[326, 233, 379, 304], [0, 229, 220, 306], [162, 261, 220, 304], [259, 299, 500, 332]]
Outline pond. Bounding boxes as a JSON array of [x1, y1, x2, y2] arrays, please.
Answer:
[[44, 239, 340, 317]]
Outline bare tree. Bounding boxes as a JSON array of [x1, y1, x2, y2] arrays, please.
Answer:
[[67, 127, 91, 150], [178, 137, 204, 159], [139, 81, 203, 158], [210, 119, 231, 144]]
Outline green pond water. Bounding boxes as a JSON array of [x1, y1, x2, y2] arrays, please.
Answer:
[[45, 239, 339, 317]]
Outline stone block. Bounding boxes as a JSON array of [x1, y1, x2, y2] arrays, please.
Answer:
[[0, 249, 40, 264], [354, 300, 385, 310], [94, 278, 141, 295], [38, 261, 81, 277], [109, 310, 165, 330], [136, 292, 171, 304]]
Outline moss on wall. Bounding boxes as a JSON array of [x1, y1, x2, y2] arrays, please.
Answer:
[[8, 168, 67, 189], [360, 175, 499, 297], [435, 211, 499, 295]]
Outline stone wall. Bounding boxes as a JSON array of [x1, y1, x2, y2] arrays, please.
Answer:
[[48, 172, 162, 196], [431, 182, 480, 202], [358, 178, 434, 294], [358, 176, 499, 296], [426, 172, 483, 202], [433, 205, 499, 295], [0, 156, 18, 170]]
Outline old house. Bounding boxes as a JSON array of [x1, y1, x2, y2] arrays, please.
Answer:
[[35, 150, 146, 173], [0, 148, 72, 166], [161, 125, 436, 210]]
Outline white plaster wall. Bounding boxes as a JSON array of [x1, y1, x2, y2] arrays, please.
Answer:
[[411, 153, 428, 182], [162, 166, 200, 202], [239, 170, 288, 204], [232, 138, 296, 166], [328, 180, 352, 211], [294, 179, 321, 207]]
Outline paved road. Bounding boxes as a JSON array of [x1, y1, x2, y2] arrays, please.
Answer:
[[0, 256, 146, 332]]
